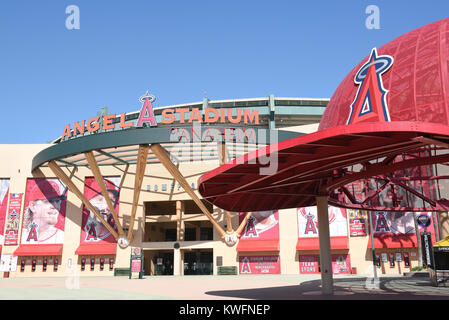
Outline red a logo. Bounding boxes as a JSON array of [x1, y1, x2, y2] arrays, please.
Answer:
[[86, 222, 98, 241], [374, 212, 390, 232], [240, 257, 251, 274], [347, 48, 393, 125], [244, 216, 258, 237], [27, 223, 38, 242], [137, 91, 157, 127], [304, 214, 318, 235]]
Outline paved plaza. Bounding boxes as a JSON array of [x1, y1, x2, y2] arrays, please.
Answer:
[[0, 273, 448, 300]]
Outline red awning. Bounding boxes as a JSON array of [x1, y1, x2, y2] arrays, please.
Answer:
[[368, 234, 416, 249], [75, 243, 117, 255], [236, 239, 279, 252], [296, 236, 349, 250], [198, 122, 449, 213], [14, 244, 63, 256]]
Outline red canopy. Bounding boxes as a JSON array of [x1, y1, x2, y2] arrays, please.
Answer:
[[75, 243, 117, 255], [368, 234, 416, 249], [14, 244, 63, 256], [296, 236, 349, 251], [236, 239, 279, 252], [199, 121, 449, 212]]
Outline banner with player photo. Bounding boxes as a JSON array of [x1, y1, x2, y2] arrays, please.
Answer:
[[237, 210, 280, 252], [0, 179, 10, 246], [239, 255, 280, 274], [297, 205, 348, 238], [368, 211, 428, 248], [239, 210, 279, 240], [80, 176, 120, 244], [20, 178, 67, 244]]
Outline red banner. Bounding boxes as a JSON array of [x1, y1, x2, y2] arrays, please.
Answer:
[[299, 254, 351, 274], [4, 194, 21, 246], [21, 179, 67, 244], [81, 177, 120, 244], [0, 179, 10, 246], [299, 255, 319, 274], [239, 255, 280, 274]]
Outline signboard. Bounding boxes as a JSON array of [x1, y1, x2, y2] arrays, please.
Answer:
[[131, 259, 142, 273], [239, 255, 280, 275], [129, 247, 143, 279], [347, 209, 367, 236], [0, 254, 17, 272], [0, 179, 10, 245], [20, 179, 67, 244], [299, 255, 319, 274], [4, 192, 21, 245], [421, 232, 434, 268], [332, 254, 351, 274], [298, 254, 351, 274], [417, 214, 431, 228], [61, 92, 260, 141]]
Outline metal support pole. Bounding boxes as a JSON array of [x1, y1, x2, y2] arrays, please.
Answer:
[[316, 196, 333, 295], [368, 211, 378, 280]]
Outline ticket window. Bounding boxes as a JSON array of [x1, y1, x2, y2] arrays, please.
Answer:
[[403, 252, 410, 267], [389, 252, 395, 267], [32, 259, 37, 272]]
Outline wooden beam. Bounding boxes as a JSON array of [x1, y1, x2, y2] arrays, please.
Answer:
[[236, 212, 252, 238], [84, 151, 125, 237], [218, 142, 233, 233], [151, 143, 227, 238], [47, 160, 118, 240], [127, 144, 149, 242]]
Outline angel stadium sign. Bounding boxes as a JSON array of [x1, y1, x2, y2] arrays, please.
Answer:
[[61, 91, 260, 141]]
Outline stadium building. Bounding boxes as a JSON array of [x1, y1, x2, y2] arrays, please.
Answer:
[[2, 17, 449, 280]]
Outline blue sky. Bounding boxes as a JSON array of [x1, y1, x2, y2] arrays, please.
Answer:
[[0, 0, 448, 143]]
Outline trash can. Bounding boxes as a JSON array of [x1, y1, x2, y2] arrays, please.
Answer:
[[351, 267, 357, 274], [3, 272, 9, 278]]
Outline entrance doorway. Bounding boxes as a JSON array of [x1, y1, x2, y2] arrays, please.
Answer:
[[146, 251, 173, 275], [183, 250, 213, 275]]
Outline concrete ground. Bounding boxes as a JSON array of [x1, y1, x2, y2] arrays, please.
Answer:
[[0, 273, 448, 300]]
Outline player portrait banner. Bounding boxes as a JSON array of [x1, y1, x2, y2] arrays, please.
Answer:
[[297, 205, 348, 238], [0, 179, 10, 245], [81, 176, 120, 244], [239, 210, 279, 240], [21, 178, 67, 244], [239, 255, 280, 274]]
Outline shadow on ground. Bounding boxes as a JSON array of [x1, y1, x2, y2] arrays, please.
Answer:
[[205, 276, 449, 300]]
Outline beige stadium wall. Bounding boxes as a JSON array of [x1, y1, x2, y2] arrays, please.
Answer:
[[0, 129, 426, 279], [0, 143, 236, 278]]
